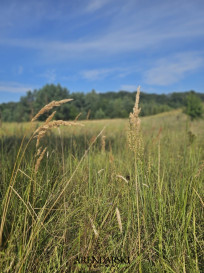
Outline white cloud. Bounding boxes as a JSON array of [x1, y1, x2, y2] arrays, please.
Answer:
[[17, 65, 23, 75], [85, 0, 111, 13], [144, 52, 204, 86], [120, 84, 137, 91], [39, 69, 56, 82], [0, 0, 204, 95], [81, 66, 137, 81], [1, 22, 203, 62], [0, 82, 32, 93], [0, 1, 204, 62], [81, 68, 117, 80]]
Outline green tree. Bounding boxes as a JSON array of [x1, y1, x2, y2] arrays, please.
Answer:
[[184, 92, 203, 120], [15, 91, 35, 121], [84, 89, 99, 118], [33, 84, 70, 120], [1, 86, 204, 122], [95, 108, 106, 119]]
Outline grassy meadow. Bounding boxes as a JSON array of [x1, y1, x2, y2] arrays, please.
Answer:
[[0, 106, 203, 272]]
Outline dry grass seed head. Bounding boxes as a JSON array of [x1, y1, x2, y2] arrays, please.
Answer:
[[128, 86, 143, 157], [35, 147, 47, 173], [101, 135, 106, 152], [74, 112, 82, 121], [45, 111, 56, 124], [86, 109, 91, 120], [31, 99, 73, 122], [36, 146, 42, 157], [34, 120, 83, 148]]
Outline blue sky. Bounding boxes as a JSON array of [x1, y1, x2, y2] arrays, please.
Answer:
[[0, 0, 204, 103]]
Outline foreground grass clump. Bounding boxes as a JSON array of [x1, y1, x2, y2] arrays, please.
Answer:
[[0, 97, 204, 272]]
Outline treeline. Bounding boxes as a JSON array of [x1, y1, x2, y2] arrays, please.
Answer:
[[0, 84, 204, 122]]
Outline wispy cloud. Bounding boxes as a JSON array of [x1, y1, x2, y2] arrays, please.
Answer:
[[81, 68, 120, 81], [120, 84, 137, 91], [0, 0, 204, 99], [39, 69, 56, 83], [144, 52, 204, 86], [85, 0, 111, 13], [81, 66, 137, 81], [0, 82, 33, 93], [81, 69, 109, 81], [17, 65, 23, 75], [1, 26, 203, 63], [0, 1, 203, 63]]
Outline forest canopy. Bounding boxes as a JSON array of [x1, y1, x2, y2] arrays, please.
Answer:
[[0, 84, 204, 122]]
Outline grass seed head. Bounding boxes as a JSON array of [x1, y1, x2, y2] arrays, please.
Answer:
[[35, 147, 47, 173], [31, 99, 73, 122], [45, 111, 56, 124], [128, 86, 143, 157], [34, 120, 83, 148], [101, 135, 106, 153]]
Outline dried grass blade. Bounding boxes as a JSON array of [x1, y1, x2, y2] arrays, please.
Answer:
[[89, 217, 99, 238], [116, 174, 129, 184], [116, 207, 123, 233]]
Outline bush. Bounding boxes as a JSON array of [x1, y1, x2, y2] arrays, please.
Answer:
[[184, 92, 203, 120]]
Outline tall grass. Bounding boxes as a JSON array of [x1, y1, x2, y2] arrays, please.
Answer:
[[0, 97, 203, 272]]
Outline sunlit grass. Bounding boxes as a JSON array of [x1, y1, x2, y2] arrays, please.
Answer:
[[0, 110, 203, 272]]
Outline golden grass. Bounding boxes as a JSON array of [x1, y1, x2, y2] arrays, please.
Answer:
[[128, 86, 143, 157], [45, 111, 56, 124], [31, 99, 73, 122], [101, 135, 106, 153], [34, 120, 83, 148], [35, 147, 47, 173], [0, 98, 83, 247]]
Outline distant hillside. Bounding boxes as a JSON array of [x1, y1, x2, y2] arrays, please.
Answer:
[[0, 84, 203, 122]]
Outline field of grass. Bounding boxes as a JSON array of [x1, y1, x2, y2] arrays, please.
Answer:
[[0, 108, 203, 272]]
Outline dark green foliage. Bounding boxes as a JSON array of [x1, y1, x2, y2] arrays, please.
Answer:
[[0, 84, 203, 122], [184, 91, 203, 120], [94, 108, 106, 119]]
